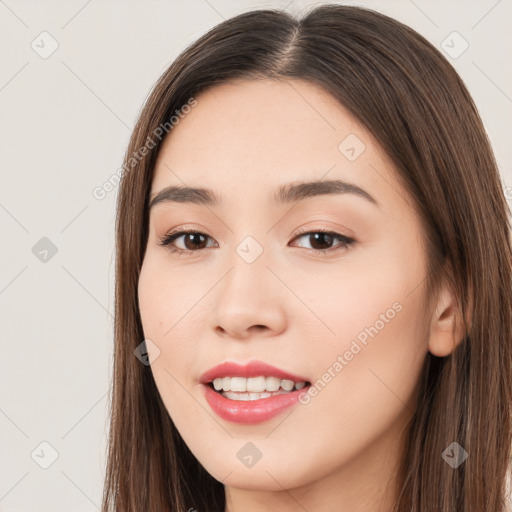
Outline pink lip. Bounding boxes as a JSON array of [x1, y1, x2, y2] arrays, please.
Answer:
[[199, 361, 310, 424], [202, 384, 309, 424]]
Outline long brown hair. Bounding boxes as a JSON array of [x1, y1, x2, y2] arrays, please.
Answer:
[[102, 5, 512, 511]]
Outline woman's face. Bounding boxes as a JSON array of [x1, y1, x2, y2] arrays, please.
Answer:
[[138, 78, 431, 496]]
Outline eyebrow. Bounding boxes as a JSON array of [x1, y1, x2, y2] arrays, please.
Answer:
[[149, 179, 379, 210]]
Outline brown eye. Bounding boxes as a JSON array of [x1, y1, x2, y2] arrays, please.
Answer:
[[159, 228, 354, 256], [159, 231, 215, 254], [291, 230, 355, 254]]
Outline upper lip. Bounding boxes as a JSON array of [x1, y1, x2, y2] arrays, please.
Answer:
[[199, 360, 309, 384]]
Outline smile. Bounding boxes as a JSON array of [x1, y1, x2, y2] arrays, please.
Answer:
[[200, 361, 311, 423]]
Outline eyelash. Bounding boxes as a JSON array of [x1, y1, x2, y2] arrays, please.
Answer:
[[158, 226, 355, 257]]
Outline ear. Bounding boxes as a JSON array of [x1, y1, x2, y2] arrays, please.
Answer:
[[428, 282, 466, 357]]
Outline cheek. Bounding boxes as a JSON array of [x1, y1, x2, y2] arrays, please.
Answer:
[[138, 253, 208, 341], [286, 275, 428, 487], [138, 264, 225, 472], [137, 256, 211, 414], [291, 238, 429, 417], [290, 236, 426, 352]]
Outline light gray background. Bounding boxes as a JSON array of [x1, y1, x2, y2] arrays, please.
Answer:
[[1, 1, 511, 510]]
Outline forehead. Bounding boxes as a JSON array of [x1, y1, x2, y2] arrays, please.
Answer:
[[151, 78, 409, 212]]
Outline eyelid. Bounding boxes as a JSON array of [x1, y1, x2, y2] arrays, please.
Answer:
[[163, 224, 215, 240], [161, 222, 354, 239], [292, 225, 354, 239], [159, 226, 354, 243]]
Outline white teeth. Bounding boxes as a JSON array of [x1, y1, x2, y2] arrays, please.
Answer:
[[265, 376, 281, 391], [247, 376, 266, 392], [281, 379, 295, 391], [210, 376, 307, 394], [230, 377, 247, 392], [222, 389, 292, 401]]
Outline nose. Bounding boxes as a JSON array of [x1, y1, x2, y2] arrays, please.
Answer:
[[210, 250, 287, 340]]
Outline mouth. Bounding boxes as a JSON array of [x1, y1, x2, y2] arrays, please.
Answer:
[[199, 361, 312, 424]]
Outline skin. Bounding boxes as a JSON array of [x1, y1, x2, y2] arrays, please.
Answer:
[[137, 78, 464, 512]]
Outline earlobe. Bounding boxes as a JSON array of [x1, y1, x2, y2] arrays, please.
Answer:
[[428, 284, 466, 357]]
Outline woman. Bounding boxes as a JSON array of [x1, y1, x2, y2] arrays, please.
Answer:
[[102, 4, 512, 511]]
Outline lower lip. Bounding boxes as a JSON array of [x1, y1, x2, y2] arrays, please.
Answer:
[[202, 383, 309, 424]]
